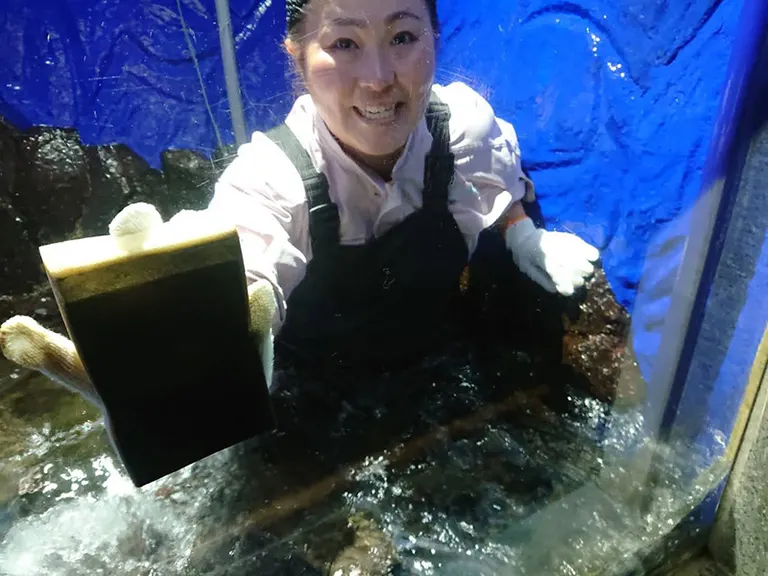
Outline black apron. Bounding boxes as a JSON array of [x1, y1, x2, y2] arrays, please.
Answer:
[[264, 96, 469, 377]]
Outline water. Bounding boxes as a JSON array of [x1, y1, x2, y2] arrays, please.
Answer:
[[0, 350, 727, 576]]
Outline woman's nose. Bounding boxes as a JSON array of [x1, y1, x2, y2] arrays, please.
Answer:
[[358, 48, 395, 90]]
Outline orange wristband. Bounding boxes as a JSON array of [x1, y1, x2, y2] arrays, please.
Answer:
[[503, 213, 529, 229]]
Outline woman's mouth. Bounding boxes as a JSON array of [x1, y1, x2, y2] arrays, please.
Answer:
[[353, 102, 404, 123]]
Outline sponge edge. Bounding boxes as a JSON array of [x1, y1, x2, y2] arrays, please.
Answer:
[[39, 203, 237, 279]]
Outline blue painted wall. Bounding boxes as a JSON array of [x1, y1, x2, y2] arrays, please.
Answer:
[[0, 0, 743, 311]]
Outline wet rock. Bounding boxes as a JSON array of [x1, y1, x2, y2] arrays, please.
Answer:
[[16, 463, 46, 497], [13, 127, 89, 244], [562, 267, 646, 407], [187, 525, 323, 576], [0, 117, 17, 196], [0, 116, 232, 307], [0, 284, 62, 334], [79, 147, 218, 235], [0, 119, 44, 295], [79, 144, 167, 235], [0, 406, 31, 463], [328, 513, 399, 576], [160, 149, 217, 214], [0, 196, 44, 296], [461, 231, 643, 409]]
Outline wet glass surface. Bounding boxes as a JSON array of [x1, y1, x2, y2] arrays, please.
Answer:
[[0, 311, 729, 575], [0, 0, 760, 574]]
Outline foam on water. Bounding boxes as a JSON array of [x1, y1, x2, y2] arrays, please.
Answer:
[[0, 418, 251, 576], [0, 380, 728, 575], [1, 454, 194, 576]]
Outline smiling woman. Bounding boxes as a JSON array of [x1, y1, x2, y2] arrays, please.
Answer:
[[1, 0, 601, 395], [1, 0, 758, 573], [216, 0, 598, 375], [283, 0, 440, 176]]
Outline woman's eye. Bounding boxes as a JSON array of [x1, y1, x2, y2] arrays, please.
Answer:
[[392, 31, 418, 46], [331, 38, 357, 51]]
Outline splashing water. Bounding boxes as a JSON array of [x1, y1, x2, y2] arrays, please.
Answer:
[[0, 449, 227, 576], [0, 363, 727, 576]]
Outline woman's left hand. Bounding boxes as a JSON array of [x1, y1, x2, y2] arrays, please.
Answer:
[[504, 217, 600, 296]]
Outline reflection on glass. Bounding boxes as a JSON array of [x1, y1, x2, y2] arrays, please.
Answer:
[[0, 0, 765, 574]]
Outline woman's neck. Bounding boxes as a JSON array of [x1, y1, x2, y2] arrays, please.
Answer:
[[338, 140, 404, 182]]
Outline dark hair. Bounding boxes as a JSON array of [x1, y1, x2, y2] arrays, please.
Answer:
[[285, 0, 440, 39]]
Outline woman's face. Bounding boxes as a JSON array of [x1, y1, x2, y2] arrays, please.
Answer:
[[289, 0, 436, 165]]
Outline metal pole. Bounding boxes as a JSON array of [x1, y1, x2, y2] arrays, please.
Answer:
[[214, 0, 248, 148]]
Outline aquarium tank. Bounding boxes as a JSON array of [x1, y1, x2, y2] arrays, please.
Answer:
[[0, 0, 766, 574]]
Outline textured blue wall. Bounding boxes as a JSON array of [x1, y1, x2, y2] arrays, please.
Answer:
[[0, 0, 743, 311]]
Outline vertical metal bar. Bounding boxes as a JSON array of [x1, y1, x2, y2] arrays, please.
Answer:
[[214, 0, 248, 148]]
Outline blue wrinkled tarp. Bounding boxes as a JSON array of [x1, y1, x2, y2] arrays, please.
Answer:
[[0, 0, 754, 385], [0, 0, 292, 159]]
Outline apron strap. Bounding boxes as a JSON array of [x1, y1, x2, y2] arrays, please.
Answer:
[[264, 123, 340, 253], [264, 91, 454, 252], [423, 92, 455, 210]]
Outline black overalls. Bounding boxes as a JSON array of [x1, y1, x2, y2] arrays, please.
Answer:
[[264, 96, 470, 377], [237, 97, 576, 481]]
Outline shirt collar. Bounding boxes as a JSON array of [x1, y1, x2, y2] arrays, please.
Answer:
[[306, 98, 434, 187]]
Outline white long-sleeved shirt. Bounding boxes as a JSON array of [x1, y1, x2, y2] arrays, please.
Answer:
[[208, 81, 534, 332]]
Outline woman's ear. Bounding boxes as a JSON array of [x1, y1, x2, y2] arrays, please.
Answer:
[[284, 37, 306, 85], [284, 37, 299, 58]]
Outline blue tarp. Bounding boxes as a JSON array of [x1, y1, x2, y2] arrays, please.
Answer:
[[0, 0, 292, 159], [0, 0, 759, 390]]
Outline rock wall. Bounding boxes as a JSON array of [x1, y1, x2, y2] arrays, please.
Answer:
[[0, 116, 230, 297]]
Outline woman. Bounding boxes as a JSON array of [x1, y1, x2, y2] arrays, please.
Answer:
[[208, 0, 599, 377], [0, 0, 598, 400]]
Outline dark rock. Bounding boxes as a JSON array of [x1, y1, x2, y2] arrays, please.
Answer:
[[0, 196, 44, 296], [13, 127, 88, 244], [328, 513, 399, 576], [0, 116, 236, 303], [0, 119, 44, 295], [0, 283, 61, 333], [80, 144, 167, 235], [160, 149, 217, 214], [562, 267, 646, 407], [80, 147, 219, 233], [0, 117, 18, 201]]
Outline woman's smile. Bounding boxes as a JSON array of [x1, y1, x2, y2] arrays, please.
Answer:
[[353, 101, 406, 124]]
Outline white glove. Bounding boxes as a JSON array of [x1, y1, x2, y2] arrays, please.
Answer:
[[504, 217, 600, 296]]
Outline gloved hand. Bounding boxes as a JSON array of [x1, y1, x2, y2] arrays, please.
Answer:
[[504, 217, 600, 296], [0, 203, 277, 408]]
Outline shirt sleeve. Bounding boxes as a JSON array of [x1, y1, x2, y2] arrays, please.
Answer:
[[206, 134, 310, 333], [434, 82, 535, 234]]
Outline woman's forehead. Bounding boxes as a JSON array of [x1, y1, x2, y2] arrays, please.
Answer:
[[309, 0, 431, 27]]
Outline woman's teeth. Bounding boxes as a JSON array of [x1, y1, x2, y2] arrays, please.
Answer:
[[357, 105, 397, 121]]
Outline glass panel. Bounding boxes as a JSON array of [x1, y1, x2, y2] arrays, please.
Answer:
[[0, 0, 765, 574]]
